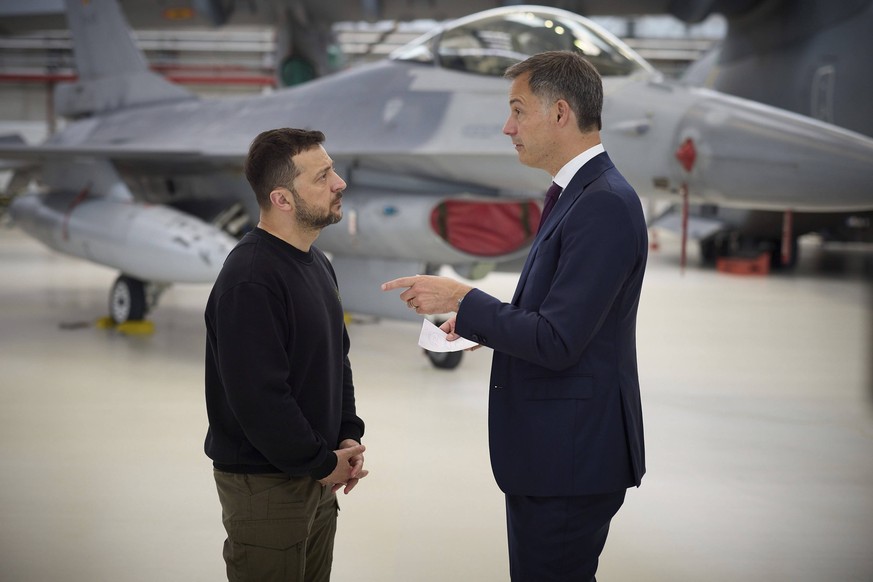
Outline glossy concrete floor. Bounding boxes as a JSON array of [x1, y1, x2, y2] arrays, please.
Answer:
[[1, 225, 872, 582]]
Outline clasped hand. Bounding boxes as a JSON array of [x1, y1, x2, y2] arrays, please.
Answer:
[[318, 440, 368, 494]]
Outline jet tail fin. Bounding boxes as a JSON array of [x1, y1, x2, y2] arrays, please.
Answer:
[[56, 0, 194, 118]]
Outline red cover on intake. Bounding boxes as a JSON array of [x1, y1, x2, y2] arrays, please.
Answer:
[[430, 200, 541, 257]]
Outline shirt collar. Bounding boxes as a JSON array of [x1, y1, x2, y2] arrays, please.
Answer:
[[553, 143, 605, 191]]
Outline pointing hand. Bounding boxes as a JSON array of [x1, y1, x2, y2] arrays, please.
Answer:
[[381, 275, 472, 315]]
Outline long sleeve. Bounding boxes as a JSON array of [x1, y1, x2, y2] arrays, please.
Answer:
[[212, 281, 336, 478]]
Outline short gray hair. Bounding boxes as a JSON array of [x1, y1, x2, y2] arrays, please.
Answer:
[[505, 51, 603, 132]]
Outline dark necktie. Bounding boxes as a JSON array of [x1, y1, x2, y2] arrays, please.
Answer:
[[539, 182, 562, 228]]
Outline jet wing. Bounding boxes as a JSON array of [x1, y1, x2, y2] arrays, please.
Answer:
[[0, 143, 243, 176], [0, 142, 237, 162]]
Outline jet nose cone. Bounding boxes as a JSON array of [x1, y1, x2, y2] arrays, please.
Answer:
[[675, 90, 873, 211]]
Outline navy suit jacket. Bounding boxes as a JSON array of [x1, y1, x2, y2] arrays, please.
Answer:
[[456, 152, 647, 497]]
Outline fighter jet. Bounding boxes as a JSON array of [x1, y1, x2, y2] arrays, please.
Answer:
[[617, 0, 873, 266], [2, 0, 873, 368]]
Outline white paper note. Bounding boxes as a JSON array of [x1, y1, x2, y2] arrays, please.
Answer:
[[417, 319, 478, 352]]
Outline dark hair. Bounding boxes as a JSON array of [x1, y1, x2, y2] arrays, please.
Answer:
[[505, 51, 603, 132], [244, 128, 326, 209]]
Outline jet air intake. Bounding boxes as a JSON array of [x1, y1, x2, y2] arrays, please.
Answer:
[[316, 191, 541, 266]]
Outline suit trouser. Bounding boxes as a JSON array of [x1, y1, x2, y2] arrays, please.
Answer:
[[506, 489, 626, 582], [214, 470, 339, 582]]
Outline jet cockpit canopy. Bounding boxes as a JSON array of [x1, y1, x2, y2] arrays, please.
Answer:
[[391, 5, 655, 77]]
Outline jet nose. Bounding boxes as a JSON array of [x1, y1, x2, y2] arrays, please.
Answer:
[[674, 89, 873, 211]]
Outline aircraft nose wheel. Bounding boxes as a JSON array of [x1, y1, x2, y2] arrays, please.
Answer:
[[424, 349, 463, 370], [109, 275, 147, 323]]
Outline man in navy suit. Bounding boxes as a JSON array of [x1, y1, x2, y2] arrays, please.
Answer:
[[382, 51, 647, 581]]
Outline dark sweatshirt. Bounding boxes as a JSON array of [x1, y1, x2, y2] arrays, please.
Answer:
[[204, 227, 364, 479]]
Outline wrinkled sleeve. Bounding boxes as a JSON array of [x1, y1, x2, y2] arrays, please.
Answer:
[[338, 323, 364, 444]]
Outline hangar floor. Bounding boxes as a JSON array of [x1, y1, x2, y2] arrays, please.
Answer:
[[1, 225, 871, 582]]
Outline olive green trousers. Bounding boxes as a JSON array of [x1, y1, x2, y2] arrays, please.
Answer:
[[214, 471, 339, 582]]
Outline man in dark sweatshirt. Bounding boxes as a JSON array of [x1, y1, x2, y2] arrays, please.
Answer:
[[204, 128, 367, 582]]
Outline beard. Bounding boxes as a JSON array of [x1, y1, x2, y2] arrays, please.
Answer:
[[291, 189, 342, 230]]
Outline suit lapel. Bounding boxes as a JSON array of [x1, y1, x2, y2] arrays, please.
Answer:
[[511, 153, 614, 304]]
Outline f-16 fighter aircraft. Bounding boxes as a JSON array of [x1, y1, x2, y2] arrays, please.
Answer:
[[2, 1, 872, 368]]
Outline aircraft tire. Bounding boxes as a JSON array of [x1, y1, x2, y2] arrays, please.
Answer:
[[424, 349, 463, 370], [109, 275, 147, 324]]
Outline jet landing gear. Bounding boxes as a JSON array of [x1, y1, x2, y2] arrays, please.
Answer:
[[423, 349, 463, 370], [99, 275, 167, 334], [110, 275, 147, 323]]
